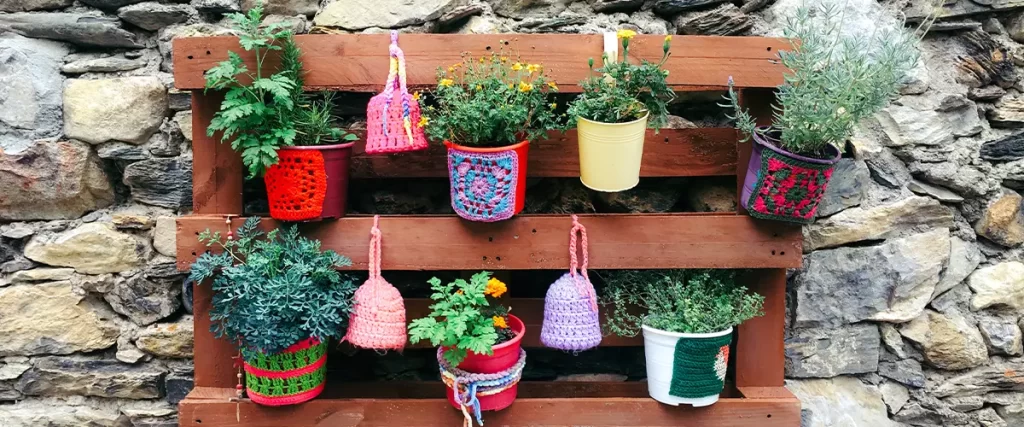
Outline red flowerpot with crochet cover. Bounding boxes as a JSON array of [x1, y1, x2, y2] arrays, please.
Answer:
[[264, 142, 354, 221], [445, 140, 529, 222], [443, 314, 525, 411]]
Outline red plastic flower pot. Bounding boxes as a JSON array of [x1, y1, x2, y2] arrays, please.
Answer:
[[445, 140, 529, 222], [740, 131, 840, 224], [443, 314, 525, 411], [264, 142, 354, 221], [242, 338, 328, 406]]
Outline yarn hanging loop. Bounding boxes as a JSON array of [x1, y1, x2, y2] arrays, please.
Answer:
[[367, 215, 383, 300], [568, 215, 597, 312]]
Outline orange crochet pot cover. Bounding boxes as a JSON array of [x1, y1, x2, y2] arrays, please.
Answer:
[[264, 143, 354, 221]]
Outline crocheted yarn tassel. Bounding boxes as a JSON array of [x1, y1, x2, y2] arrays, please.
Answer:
[[344, 215, 407, 350], [365, 31, 429, 154], [540, 215, 601, 351]]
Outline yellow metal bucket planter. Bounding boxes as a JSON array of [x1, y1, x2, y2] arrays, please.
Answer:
[[576, 113, 649, 192]]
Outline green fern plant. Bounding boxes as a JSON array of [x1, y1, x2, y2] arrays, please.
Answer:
[[187, 217, 357, 357]]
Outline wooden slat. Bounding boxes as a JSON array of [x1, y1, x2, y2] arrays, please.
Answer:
[[176, 214, 803, 271], [173, 34, 789, 91], [320, 381, 652, 399], [348, 128, 738, 178], [735, 269, 787, 389], [179, 387, 801, 427]]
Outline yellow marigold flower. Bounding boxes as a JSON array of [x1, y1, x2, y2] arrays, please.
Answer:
[[511, 62, 523, 71], [484, 278, 507, 298], [418, 116, 429, 128], [440, 78, 454, 87], [664, 35, 673, 42], [617, 29, 637, 40], [550, 103, 557, 109], [527, 64, 541, 73], [475, 84, 483, 91], [547, 81, 558, 90], [448, 66, 455, 73], [479, 57, 485, 63], [412, 91, 422, 101], [456, 289, 464, 295], [501, 56, 509, 63], [492, 316, 508, 329], [518, 82, 534, 93]]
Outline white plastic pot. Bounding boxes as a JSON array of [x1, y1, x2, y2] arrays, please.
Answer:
[[641, 325, 733, 407]]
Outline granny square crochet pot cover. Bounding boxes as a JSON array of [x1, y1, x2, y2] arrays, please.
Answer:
[[447, 147, 519, 222], [243, 338, 328, 406], [740, 132, 840, 224]]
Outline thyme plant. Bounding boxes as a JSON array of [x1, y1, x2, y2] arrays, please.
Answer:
[[293, 92, 358, 146], [422, 44, 565, 148], [408, 272, 515, 366], [723, 2, 921, 156], [567, 31, 676, 129], [188, 217, 357, 357], [600, 270, 764, 336]]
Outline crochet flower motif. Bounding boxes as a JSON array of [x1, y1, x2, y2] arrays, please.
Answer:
[[470, 177, 491, 199], [714, 345, 729, 382]]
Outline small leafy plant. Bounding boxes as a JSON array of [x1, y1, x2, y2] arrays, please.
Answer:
[[722, 2, 920, 157], [568, 30, 676, 129], [422, 43, 566, 148], [600, 270, 764, 336], [188, 217, 358, 358], [293, 92, 358, 146], [408, 271, 515, 366]]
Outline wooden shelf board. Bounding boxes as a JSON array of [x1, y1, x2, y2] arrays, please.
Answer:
[[176, 214, 803, 271], [173, 34, 789, 91], [179, 386, 801, 427]]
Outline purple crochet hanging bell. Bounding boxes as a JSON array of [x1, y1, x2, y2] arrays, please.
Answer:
[[540, 215, 602, 351]]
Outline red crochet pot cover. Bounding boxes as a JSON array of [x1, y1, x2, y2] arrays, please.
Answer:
[[264, 143, 353, 221]]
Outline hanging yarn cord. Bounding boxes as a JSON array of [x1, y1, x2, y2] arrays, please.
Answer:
[[438, 348, 526, 427], [379, 31, 414, 145], [367, 215, 383, 301], [568, 215, 598, 312]]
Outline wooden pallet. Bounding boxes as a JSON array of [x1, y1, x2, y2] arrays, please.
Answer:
[[174, 33, 800, 427]]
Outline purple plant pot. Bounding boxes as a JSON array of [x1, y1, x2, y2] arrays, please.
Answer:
[[740, 130, 841, 223]]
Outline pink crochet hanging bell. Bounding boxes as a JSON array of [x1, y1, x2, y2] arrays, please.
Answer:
[[365, 31, 429, 154], [343, 215, 407, 350], [540, 215, 602, 351]]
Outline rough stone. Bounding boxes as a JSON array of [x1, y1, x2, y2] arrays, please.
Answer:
[[978, 314, 1023, 356], [80, 0, 147, 8], [968, 261, 1024, 311], [684, 179, 735, 213], [796, 230, 950, 327], [908, 180, 965, 203], [980, 131, 1024, 161], [8, 268, 74, 283], [787, 377, 898, 427], [136, 317, 194, 358], [880, 323, 909, 359], [17, 356, 164, 399], [878, 359, 926, 388], [24, 223, 144, 274], [880, 381, 910, 414], [152, 216, 177, 257], [956, 30, 1018, 89], [978, 407, 1008, 427], [865, 149, 912, 189], [991, 392, 1024, 424], [653, 0, 728, 15], [242, 0, 317, 16], [191, 0, 240, 13], [934, 237, 983, 299], [112, 213, 155, 230], [0, 258, 35, 275], [916, 162, 996, 198], [969, 86, 1007, 101], [0, 283, 119, 356], [975, 193, 1024, 247], [165, 372, 193, 405], [945, 395, 985, 412], [935, 361, 1024, 397], [0, 140, 114, 221], [673, 4, 751, 36], [991, 95, 1024, 127], [0, 13, 143, 48], [116, 335, 148, 364], [785, 324, 880, 378], [0, 399, 123, 426], [803, 196, 953, 251], [104, 274, 182, 326], [816, 159, 869, 217], [173, 111, 193, 142], [64, 77, 168, 145], [0, 0, 73, 12], [592, 0, 645, 13], [595, 179, 683, 213], [436, 3, 485, 26], [118, 3, 195, 31], [62, 56, 147, 74], [490, 0, 570, 18], [315, 0, 458, 30], [877, 95, 983, 146], [97, 142, 150, 161], [1, 224, 34, 240], [899, 309, 989, 371], [0, 34, 69, 152], [123, 158, 193, 209]]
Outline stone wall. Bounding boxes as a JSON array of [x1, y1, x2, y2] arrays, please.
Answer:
[[1, 0, 1023, 426]]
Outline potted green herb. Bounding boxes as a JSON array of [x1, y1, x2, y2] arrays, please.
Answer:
[[188, 218, 357, 406], [421, 47, 564, 222], [601, 270, 763, 407], [204, 5, 357, 221], [723, 4, 919, 223], [408, 272, 525, 416], [567, 30, 675, 192]]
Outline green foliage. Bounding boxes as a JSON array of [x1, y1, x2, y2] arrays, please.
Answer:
[[294, 92, 358, 146], [567, 33, 676, 129], [422, 45, 566, 148], [722, 2, 921, 156], [407, 272, 513, 366], [600, 270, 764, 336], [188, 217, 357, 358]]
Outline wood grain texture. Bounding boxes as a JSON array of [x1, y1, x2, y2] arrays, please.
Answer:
[[176, 214, 803, 271], [179, 387, 801, 427], [735, 269, 787, 388], [318, 381, 652, 399], [349, 128, 739, 178], [172, 34, 789, 91], [191, 92, 242, 214]]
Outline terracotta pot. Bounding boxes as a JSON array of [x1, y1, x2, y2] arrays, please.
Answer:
[[445, 140, 529, 222], [243, 338, 328, 406], [264, 142, 354, 221], [443, 314, 525, 411], [739, 131, 840, 224]]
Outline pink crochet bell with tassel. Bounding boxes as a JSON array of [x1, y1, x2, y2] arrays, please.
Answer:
[[344, 215, 407, 350], [540, 215, 602, 351], [365, 31, 429, 154]]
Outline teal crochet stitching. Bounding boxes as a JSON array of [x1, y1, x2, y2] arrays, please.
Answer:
[[668, 332, 733, 399]]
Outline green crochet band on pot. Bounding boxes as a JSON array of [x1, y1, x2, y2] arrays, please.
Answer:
[[246, 365, 327, 397], [668, 332, 732, 399], [245, 342, 327, 371]]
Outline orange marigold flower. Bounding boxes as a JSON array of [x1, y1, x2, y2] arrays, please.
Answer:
[[456, 289, 464, 295], [484, 278, 507, 298], [492, 316, 508, 329]]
